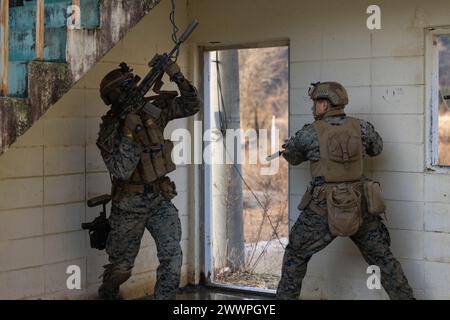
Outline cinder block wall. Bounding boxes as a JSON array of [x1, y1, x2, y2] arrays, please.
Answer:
[[190, 0, 450, 299], [0, 0, 193, 300]]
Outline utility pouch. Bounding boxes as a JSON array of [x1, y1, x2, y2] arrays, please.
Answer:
[[326, 183, 362, 236], [150, 145, 167, 178], [298, 186, 313, 211], [163, 140, 177, 173], [364, 181, 386, 215], [328, 131, 361, 164], [154, 177, 178, 200], [126, 114, 148, 146], [144, 117, 165, 144], [139, 152, 158, 183]]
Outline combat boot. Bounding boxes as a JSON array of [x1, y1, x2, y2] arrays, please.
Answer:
[[98, 264, 131, 300]]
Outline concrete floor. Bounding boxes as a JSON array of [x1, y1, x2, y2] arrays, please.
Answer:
[[141, 285, 275, 300]]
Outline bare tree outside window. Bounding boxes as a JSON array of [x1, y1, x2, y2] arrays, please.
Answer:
[[438, 34, 450, 165], [208, 46, 289, 290]]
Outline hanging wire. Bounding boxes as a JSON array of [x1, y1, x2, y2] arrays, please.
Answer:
[[170, 0, 180, 61], [212, 53, 286, 250], [215, 51, 228, 135]]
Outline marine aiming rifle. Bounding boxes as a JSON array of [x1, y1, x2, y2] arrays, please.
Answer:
[[114, 19, 199, 121]]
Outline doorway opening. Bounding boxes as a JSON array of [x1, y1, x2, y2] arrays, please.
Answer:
[[203, 44, 289, 292]]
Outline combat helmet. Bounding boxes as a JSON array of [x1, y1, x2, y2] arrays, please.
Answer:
[[308, 81, 349, 108], [100, 62, 135, 105]]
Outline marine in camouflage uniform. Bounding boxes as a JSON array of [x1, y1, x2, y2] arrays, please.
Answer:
[[96, 60, 201, 300], [276, 82, 414, 300]]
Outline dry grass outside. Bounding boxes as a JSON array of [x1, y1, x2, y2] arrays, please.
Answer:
[[215, 271, 281, 290], [439, 109, 450, 166], [244, 205, 289, 243], [438, 36, 450, 166]]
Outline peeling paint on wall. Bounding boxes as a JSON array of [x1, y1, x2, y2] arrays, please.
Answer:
[[0, 0, 162, 156], [66, 0, 162, 82], [27, 61, 72, 121], [0, 97, 30, 152]]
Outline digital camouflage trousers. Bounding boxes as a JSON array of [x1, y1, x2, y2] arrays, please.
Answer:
[[99, 200, 182, 300], [276, 208, 415, 300]]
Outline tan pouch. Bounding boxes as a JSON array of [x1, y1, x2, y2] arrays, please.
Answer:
[[126, 114, 149, 147], [144, 117, 165, 144], [154, 177, 178, 200], [150, 145, 167, 178], [364, 181, 386, 215], [163, 140, 177, 173], [327, 131, 361, 164], [326, 183, 362, 236], [139, 153, 157, 183]]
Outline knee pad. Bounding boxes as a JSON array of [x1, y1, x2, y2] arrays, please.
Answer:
[[102, 264, 132, 287]]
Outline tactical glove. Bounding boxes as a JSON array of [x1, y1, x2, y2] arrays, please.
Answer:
[[164, 60, 183, 82]]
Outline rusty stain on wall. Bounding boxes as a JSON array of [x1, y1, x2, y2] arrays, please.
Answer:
[[36, 0, 44, 60], [0, 97, 29, 152], [66, 0, 162, 82], [0, 0, 162, 156], [0, 1, 9, 96], [28, 61, 72, 121]]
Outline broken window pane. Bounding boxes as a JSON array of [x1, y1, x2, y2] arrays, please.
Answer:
[[438, 34, 450, 166]]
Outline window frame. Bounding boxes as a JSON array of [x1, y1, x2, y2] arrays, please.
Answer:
[[425, 27, 450, 172]]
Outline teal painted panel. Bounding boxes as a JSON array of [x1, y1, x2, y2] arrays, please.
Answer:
[[9, 3, 36, 30], [9, 1, 36, 97], [44, 28, 67, 61], [44, 0, 69, 61], [80, 0, 100, 29], [9, 30, 36, 61], [44, 0, 71, 28], [8, 61, 28, 97]]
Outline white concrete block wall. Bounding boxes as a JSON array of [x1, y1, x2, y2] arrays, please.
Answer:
[[3, 0, 450, 300], [0, 0, 193, 300], [190, 0, 450, 299]]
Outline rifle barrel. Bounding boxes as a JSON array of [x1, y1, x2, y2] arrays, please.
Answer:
[[179, 19, 199, 43], [168, 19, 199, 57]]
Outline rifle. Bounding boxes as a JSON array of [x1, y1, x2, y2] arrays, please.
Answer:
[[266, 150, 284, 162], [114, 19, 199, 120]]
